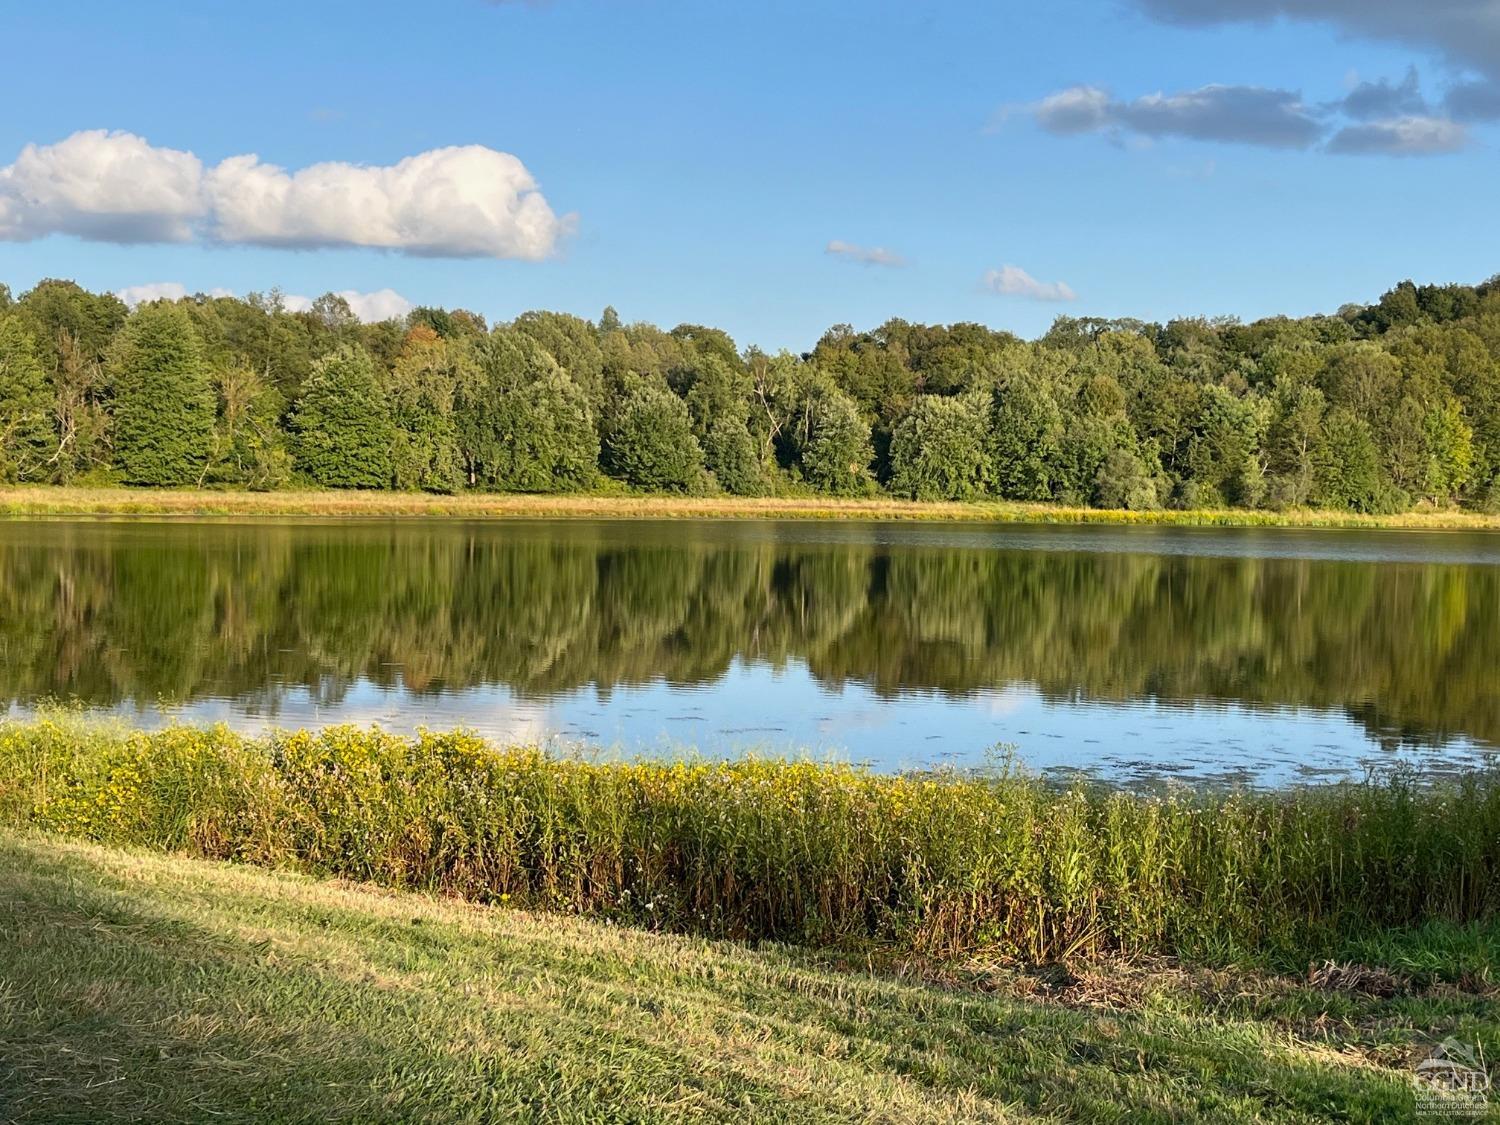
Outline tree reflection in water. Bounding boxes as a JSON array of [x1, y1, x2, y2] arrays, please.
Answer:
[[1, 519, 1496, 756]]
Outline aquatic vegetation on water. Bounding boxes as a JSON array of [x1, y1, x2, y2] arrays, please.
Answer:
[[2, 716, 1497, 965]]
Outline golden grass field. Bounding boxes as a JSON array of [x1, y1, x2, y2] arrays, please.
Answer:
[[3, 483, 1500, 529]]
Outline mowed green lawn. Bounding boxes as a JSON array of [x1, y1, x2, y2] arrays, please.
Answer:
[[0, 833, 1490, 1124]]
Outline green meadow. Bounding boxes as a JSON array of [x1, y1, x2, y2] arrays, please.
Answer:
[[4, 832, 1498, 1123]]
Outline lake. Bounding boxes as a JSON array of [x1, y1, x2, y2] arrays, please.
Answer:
[[2, 517, 1497, 784]]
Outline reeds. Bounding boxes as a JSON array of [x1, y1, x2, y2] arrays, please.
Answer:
[[3, 716, 1496, 963]]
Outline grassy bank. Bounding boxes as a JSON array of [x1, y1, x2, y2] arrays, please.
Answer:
[[9, 832, 1496, 1122], [4, 719, 1498, 968], [3, 483, 1500, 530]]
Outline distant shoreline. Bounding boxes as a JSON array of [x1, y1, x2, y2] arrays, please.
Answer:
[[3, 484, 1499, 531]]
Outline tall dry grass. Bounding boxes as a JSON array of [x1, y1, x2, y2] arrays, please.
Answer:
[[3, 717, 1497, 963], [3, 483, 1499, 529]]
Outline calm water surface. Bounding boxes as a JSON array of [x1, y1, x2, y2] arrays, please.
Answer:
[[3, 517, 1498, 784]]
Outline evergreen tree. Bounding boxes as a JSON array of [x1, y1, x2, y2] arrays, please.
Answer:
[[0, 315, 53, 482], [603, 378, 703, 491], [290, 345, 395, 488], [108, 303, 215, 486]]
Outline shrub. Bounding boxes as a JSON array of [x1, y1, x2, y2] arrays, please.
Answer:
[[1094, 447, 1162, 510]]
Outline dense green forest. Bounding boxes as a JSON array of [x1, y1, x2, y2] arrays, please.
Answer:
[[2, 276, 1499, 512]]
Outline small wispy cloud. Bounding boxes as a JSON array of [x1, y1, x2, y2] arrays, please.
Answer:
[[1028, 2, 1493, 157], [981, 265, 1077, 302], [1135, 0, 1500, 94], [1338, 67, 1427, 121], [1446, 80, 1500, 122], [1033, 83, 1323, 149], [1326, 115, 1469, 155], [825, 239, 907, 268], [1023, 75, 1472, 158]]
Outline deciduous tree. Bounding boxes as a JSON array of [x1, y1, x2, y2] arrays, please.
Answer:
[[290, 346, 395, 488]]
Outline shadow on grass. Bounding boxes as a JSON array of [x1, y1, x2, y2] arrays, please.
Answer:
[[0, 835, 1434, 1123]]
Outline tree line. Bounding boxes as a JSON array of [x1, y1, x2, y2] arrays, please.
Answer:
[[1, 275, 1499, 512]]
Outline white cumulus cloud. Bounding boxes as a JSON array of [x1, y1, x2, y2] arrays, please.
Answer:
[[0, 130, 205, 243], [116, 281, 234, 306], [207, 145, 565, 258], [982, 266, 1077, 302], [116, 283, 414, 323], [280, 288, 416, 322], [0, 131, 568, 259]]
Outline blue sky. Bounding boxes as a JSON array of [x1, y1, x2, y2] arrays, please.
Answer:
[[1, 0, 1496, 349]]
